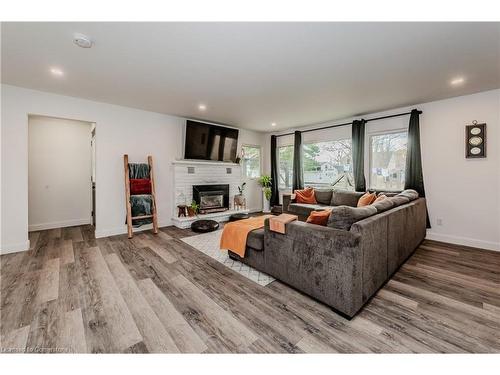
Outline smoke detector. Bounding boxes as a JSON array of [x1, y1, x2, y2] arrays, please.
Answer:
[[73, 33, 93, 48]]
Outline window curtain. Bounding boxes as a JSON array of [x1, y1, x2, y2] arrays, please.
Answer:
[[292, 131, 304, 191], [270, 135, 279, 206], [405, 109, 431, 228], [352, 119, 366, 192]]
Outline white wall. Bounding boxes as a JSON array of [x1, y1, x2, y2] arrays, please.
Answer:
[[267, 89, 500, 251], [1, 84, 266, 253], [28, 116, 92, 231]]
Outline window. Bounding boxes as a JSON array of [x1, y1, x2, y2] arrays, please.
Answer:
[[369, 132, 407, 191], [241, 145, 261, 178], [278, 145, 294, 189], [303, 139, 354, 190]]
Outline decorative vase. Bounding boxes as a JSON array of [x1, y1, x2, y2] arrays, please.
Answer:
[[262, 190, 271, 213]]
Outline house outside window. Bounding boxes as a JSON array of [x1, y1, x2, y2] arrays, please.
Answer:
[[303, 139, 354, 190], [369, 131, 408, 191]]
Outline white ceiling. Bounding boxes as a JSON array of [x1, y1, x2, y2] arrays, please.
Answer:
[[2, 22, 499, 132]]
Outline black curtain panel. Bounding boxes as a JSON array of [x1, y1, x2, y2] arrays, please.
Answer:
[[270, 135, 279, 206], [405, 109, 431, 227], [292, 130, 304, 191], [352, 119, 367, 192]]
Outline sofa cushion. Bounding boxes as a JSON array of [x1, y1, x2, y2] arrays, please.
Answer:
[[327, 205, 377, 231], [306, 209, 332, 226], [372, 198, 395, 213], [388, 195, 410, 206], [295, 187, 317, 204], [246, 228, 264, 251], [288, 203, 329, 217], [314, 189, 333, 205], [357, 192, 377, 207], [331, 190, 365, 207], [397, 189, 419, 201]]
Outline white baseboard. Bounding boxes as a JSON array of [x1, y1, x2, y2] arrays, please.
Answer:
[[29, 218, 91, 232], [426, 231, 500, 252], [0, 240, 30, 255], [95, 221, 171, 239]]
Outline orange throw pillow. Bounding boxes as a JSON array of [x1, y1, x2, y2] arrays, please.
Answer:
[[306, 210, 331, 226], [372, 194, 387, 204], [357, 192, 377, 207], [295, 187, 317, 204]]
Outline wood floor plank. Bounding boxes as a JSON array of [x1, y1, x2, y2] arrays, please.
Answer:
[[105, 253, 180, 353], [0, 326, 30, 353], [63, 226, 84, 243], [58, 308, 87, 353], [37, 258, 60, 304], [131, 233, 177, 264], [296, 334, 339, 353], [167, 273, 258, 350], [59, 240, 75, 265], [74, 245, 143, 353], [137, 278, 207, 353], [376, 289, 419, 310]]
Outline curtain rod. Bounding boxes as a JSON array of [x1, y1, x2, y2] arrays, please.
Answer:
[[274, 109, 422, 138]]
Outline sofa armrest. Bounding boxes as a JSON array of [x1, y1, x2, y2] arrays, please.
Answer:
[[263, 218, 363, 317]]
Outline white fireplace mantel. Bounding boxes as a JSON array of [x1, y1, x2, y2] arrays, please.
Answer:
[[171, 159, 239, 167], [171, 159, 245, 228]]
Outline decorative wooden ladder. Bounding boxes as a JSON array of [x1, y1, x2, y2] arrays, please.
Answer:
[[124, 154, 159, 238]]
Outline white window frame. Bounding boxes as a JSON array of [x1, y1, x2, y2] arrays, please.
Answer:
[[367, 128, 408, 191], [241, 144, 262, 179]]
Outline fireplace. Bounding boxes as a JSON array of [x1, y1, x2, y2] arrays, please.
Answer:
[[193, 184, 230, 214]]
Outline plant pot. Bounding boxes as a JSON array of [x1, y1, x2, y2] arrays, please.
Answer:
[[234, 194, 246, 210], [187, 207, 196, 217], [262, 191, 271, 213]]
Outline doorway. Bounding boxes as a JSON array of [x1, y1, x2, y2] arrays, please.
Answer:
[[28, 115, 95, 233]]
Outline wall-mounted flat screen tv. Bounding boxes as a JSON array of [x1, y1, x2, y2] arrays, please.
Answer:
[[184, 120, 239, 162]]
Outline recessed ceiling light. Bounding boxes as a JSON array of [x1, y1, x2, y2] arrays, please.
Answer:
[[450, 77, 465, 86], [73, 33, 93, 48], [50, 67, 64, 77], [271, 122, 277, 127], [198, 104, 207, 111]]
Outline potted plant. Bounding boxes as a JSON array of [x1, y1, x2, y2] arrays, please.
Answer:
[[187, 200, 199, 217], [234, 182, 246, 209], [258, 175, 272, 213]]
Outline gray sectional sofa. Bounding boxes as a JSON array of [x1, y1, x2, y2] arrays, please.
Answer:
[[228, 189, 427, 318]]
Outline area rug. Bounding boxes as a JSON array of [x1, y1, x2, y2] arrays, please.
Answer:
[[181, 230, 275, 286]]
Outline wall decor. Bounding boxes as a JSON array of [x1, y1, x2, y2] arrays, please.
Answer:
[[465, 121, 486, 158]]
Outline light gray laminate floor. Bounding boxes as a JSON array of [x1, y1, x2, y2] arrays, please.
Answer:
[[1, 224, 499, 353]]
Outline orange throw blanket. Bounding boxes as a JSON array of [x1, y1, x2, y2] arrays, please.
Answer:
[[220, 215, 273, 257]]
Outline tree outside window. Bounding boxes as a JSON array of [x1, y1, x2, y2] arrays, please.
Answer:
[[241, 145, 261, 179], [303, 139, 354, 190]]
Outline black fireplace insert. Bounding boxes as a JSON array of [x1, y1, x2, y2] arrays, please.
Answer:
[[192, 184, 230, 214]]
